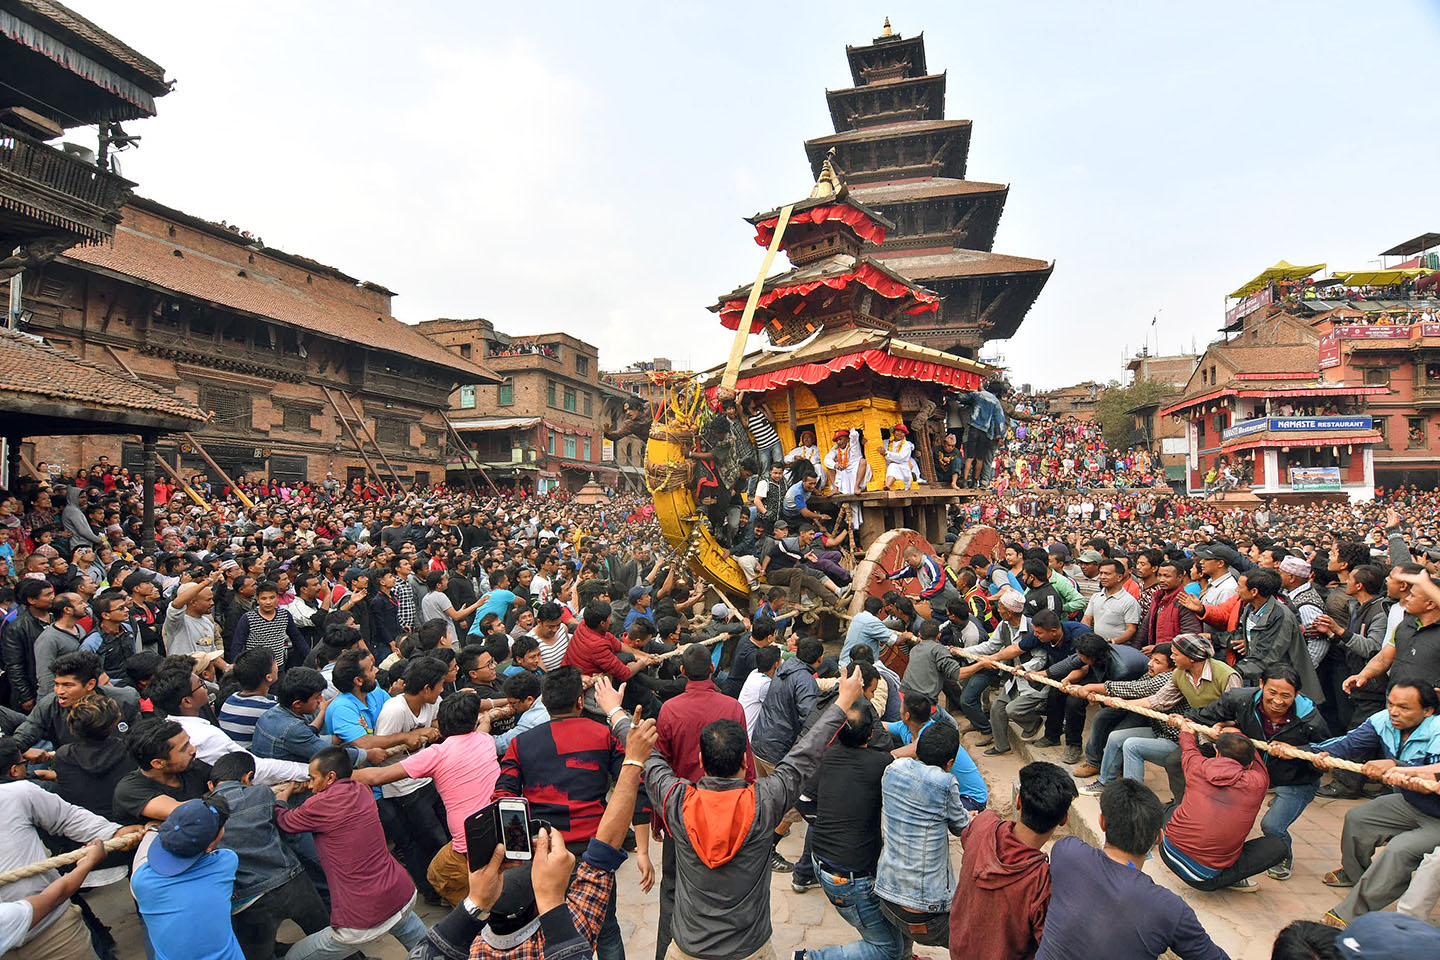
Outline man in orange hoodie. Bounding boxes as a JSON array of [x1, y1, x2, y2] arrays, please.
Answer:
[[643, 665, 864, 960], [949, 762, 1077, 960]]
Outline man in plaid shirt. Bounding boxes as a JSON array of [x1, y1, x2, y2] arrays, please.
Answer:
[[409, 710, 653, 960]]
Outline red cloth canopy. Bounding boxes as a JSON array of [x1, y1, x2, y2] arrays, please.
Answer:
[[711, 348, 982, 395], [753, 203, 887, 249], [719, 262, 939, 332]]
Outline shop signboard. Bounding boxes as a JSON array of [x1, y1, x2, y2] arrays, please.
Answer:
[[1290, 466, 1342, 490]]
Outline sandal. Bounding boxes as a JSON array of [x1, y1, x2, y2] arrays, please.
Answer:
[[1321, 912, 1347, 928], [1321, 870, 1354, 888]]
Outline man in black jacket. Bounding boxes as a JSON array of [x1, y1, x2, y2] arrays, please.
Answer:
[[1313, 563, 1391, 798], [2, 578, 53, 710], [1190, 663, 1328, 880], [750, 635, 824, 872]]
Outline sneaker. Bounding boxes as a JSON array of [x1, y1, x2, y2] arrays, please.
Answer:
[[794, 951, 806, 960], [1227, 878, 1260, 893], [1267, 857, 1293, 881], [1071, 762, 1100, 778], [983, 746, 1010, 756], [1031, 736, 1061, 749], [1081, 780, 1106, 796], [770, 850, 795, 873], [791, 876, 820, 894], [1061, 745, 1083, 764]]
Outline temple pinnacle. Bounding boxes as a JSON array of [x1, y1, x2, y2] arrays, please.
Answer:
[[881, 17, 892, 37], [810, 148, 842, 199]]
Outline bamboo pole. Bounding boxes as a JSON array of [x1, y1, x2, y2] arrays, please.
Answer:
[[181, 432, 254, 508], [339, 391, 411, 495], [948, 646, 1440, 794], [321, 386, 388, 495], [720, 203, 793, 396], [151, 453, 209, 510]]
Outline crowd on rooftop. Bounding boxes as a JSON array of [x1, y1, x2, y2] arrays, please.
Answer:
[[1, 439, 1440, 960]]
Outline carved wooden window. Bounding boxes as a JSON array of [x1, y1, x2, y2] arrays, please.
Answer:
[[373, 417, 409, 448], [198, 385, 251, 430]]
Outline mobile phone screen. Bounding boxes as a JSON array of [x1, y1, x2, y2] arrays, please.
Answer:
[[500, 803, 530, 856]]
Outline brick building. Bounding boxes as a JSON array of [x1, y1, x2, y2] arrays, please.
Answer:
[[1124, 350, 1199, 489], [1035, 381, 1103, 419], [17, 197, 498, 486], [417, 318, 643, 493]]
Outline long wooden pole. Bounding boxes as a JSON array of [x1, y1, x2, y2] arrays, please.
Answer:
[[321, 386, 388, 495], [181, 432, 254, 508], [443, 413, 501, 495], [339, 391, 411, 495], [720, 203, 793, 395], [151, 452, 209, 510]]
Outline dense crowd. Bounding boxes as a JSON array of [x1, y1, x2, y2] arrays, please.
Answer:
[[1, 443, 1440, 960], [992, 412, 1161, 492]]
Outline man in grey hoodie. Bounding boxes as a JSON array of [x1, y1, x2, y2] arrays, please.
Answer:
[[58, 486, 103, 548]]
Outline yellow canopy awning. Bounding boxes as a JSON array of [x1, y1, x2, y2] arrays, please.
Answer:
[[1329, 267, 1434, 287], [1229, 260, 1326, 298]]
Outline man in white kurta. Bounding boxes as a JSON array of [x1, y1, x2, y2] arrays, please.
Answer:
[[883, 424, 917, 490], [785, 429, 827, 487]]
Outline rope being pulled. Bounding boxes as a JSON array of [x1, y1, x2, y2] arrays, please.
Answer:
[[949, 647, 1440, 796], [0, 832, 144, 887]]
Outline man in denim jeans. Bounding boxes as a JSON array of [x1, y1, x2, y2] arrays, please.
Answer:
[[874, 723, 970, 955], [795, 701, 898, 960]]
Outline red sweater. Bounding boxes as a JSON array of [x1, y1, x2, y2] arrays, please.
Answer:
[[949, 811, 1050, 960], [1162, 733, 1270, 869], [563, 623, 633, 682]]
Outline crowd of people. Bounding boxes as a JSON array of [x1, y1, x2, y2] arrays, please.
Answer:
[[991, 411, 1162, 492], [1, 436, 1440, 960]]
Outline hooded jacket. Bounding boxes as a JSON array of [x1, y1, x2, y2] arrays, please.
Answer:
[[1190, 688, 1329, 786], [750, 656, 819, 765], [1313, 712, 1440, 818], [59, 486, 102, 547], [949, 811, 1050, 960], [1237, 597, 1322, 704], [1161, 733, 1270, 870], [51, 735, 131, 820]]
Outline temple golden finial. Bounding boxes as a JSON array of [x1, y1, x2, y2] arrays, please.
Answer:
[[810, 148, 842, 200], [881, 17, 892, 37]]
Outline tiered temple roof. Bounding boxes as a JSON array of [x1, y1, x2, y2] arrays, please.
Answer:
[[803, 20, 1052, 353]]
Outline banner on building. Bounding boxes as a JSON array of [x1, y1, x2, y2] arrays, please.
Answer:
[[602, 438, 615, 462], [1290, 465, 1342, 490], [1224, 416, 1371, 441], [1334, 324, 1412, 339], [1161, 437, 1188, 454], [1225, 287, 1273, 326], [1421, 322, 1440, 338], [1319, 331, 1341, 369]]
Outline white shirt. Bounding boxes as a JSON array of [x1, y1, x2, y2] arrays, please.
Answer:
[[284, 594, 323, 629], [375, 695, 440, 798], [1202, 572, 1238, 608], [739, 672, 772, 736], [171, 714, 308, 786]]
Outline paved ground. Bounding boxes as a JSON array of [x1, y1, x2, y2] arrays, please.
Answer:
[[82, 717, 1420, 960]]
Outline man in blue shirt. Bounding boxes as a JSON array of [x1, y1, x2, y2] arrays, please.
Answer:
[[623, 585, 654, 635], [466, 568, 518, 640], [131, 798, 246, 960], [977, 610, 1088, 756], [323, 651, 427, 795]]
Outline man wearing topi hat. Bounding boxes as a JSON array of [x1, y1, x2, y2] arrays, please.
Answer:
[[881, 424, 917, 491]]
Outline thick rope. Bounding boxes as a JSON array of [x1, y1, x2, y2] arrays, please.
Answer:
[[0, 832, 143, 887], [949, 647, 1440, 795]]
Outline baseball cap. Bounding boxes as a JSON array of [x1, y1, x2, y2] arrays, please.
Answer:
[[148, 799, 225, 877], [1077, 549, 1104, 564], [711, 602, 732, 619], [1191, 544, 1223, 560], [1337, 912, 1440, 959], [1046, 543, 1070, 560], [627, 585, 648, 604]]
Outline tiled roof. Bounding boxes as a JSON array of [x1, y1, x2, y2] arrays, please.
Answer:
[[806, 118, 971, 147], [61, 222, 499, 383], [11, 0, 168, 90], [850, 178, 1006, 203], [872, 249, 1052, 280], [0, 328, 206, 422]]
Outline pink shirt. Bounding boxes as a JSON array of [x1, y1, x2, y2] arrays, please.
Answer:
[[400, 730, 501, 851]]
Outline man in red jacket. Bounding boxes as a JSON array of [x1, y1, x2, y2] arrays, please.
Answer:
[[1139, 560, 1203, 650], [950, 761, 1077, 960], [1156, 724, 1286, 892], [563, 601, 658, 683]]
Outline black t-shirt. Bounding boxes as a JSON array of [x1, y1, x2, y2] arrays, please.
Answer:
[[811, 743, 892, 874], [112, 761, 213, 823]]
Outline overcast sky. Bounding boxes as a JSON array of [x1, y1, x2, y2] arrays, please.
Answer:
[[70, 1, 1440, 389]]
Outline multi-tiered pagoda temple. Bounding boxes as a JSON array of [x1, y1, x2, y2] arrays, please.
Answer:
[[802, 20, 1052, 355]]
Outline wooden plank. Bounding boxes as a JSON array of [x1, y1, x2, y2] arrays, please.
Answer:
[[339, 391, 411, 495], [182, 432, 254, 508], [321, 385, 388, 494], [720, 203, 793, 395], [151, 452, 209, 509]]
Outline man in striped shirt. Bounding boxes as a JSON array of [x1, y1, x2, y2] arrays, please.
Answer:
[[744, 398, 783, 473], [228, 580, 309, 667], [216, 648, 277, 748]]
